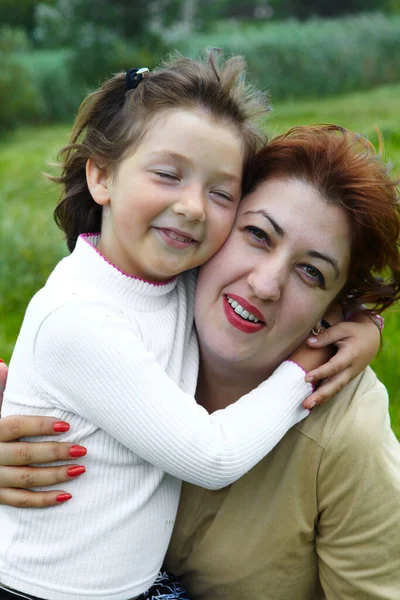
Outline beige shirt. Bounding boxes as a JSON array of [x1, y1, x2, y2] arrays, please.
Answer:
[[165, 367, 400, 599]]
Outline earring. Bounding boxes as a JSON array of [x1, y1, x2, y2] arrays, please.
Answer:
[[311, 324, 323, 336]]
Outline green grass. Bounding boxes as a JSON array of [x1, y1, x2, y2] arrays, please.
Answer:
[[0, 85, 399, 437], [267, 84, 400, 171], [0, 125, 69, 358], [183, 13, 400, 100]]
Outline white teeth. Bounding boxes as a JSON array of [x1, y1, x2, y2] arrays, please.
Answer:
[[168, 231, 190, 242], [226, 296, 262, 323]]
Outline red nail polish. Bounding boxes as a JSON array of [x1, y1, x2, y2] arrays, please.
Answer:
[[0, 358, 4, 363], [68, 445, 87, 458], [53, 421, 70, 433], [56, 493, 72, 503], [67, 466, 86, 478]]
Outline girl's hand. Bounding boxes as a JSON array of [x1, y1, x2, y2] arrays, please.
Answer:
[[289, 304, 343, 408], [304, 312, 381, 408], [0, 362, 86, 508]]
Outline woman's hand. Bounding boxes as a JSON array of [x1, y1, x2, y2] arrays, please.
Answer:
[[304, 312, 381, 408], [0, 361, 86, 508]]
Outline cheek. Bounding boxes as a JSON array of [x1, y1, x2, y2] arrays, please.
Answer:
[[196, 227, 247, 302], [195, 254, 228, 317], [206, 208, 237, 251], [119, 192, 161, 228], [281, 291, 320, 342]]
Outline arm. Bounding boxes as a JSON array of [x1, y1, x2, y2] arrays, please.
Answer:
[[18, 303, 313, 490], [316, 387, 400, 599], [0, 321, 328, 507]]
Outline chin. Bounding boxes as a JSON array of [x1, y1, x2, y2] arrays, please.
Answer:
[[200, 333, 257, 366]]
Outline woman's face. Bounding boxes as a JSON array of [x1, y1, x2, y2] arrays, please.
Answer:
[[195, 177, 352, 373]]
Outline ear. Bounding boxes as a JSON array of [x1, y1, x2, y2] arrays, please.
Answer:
[[86, 158, 111, 206]]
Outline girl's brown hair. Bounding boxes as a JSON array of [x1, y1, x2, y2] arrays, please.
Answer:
[[244, 125, 400, 313], [52, 50, 270, 251]]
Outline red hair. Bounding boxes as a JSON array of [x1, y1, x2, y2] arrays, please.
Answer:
[[244, 125, 400, 313]]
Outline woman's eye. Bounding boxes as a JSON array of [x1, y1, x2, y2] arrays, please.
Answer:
[[301, 264, 325, 287], [245, 226, 271, 246]]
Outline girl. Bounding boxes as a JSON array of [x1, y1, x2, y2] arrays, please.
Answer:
[[0, 53, 381, 600]]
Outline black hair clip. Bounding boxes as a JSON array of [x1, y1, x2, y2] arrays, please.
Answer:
[[125, 67, 150, 91]]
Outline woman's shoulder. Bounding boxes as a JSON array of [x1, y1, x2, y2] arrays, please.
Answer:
[[295, 367, 392, 451]]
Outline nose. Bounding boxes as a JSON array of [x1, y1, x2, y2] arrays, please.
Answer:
[[172, 186, 206, 222], [247, 257, 285, 302]]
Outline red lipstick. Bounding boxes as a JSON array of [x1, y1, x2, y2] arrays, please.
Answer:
[[223, 295, 265, 334], [226, 293, 265, 322]]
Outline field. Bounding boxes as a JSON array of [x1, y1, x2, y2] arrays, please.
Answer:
[[0, 84, 399, 437]]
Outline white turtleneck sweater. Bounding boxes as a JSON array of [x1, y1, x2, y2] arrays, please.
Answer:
[[0, 235, 311, 600]]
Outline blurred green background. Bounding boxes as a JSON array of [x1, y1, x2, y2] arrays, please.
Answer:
[[0, 0, 399, 436]]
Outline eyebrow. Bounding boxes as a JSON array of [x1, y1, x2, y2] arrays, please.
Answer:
[[149, 151, 241, 182], [306, 251, 340, 280], [242, 209, 285, 237], [149, 150, 191, 166], [243, 209, 340, 279]]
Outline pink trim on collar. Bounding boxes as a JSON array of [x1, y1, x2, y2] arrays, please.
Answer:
[[80, 233, 176, 287]]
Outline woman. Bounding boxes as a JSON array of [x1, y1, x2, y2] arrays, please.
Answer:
[[0, 125, 399, 598]]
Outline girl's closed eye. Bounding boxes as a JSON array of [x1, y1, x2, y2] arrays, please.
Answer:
[[154, 170, 180, 181], [212, 190, 234, 202], [299, 264, 326, 288]]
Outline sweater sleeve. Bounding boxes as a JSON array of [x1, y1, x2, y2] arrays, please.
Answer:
[[34, 304, 311, 490], [316, 388, 400, 599]]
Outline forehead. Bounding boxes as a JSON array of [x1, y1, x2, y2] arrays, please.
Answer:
[[137, 109, 245, 168], [240, 177, 352, 266]]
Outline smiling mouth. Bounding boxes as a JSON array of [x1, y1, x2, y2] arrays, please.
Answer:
[[153, 227, 197, 248], [165, 230, 195, 243], [226, 295, 265, 324], [223, 295, 266, 333]]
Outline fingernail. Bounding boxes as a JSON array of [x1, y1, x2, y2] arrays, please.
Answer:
[[56, 493, 72, 503], [68, 445, 87, 458], [308, 337, 318, 344], [67, 466, 86, 478], [53, 421, 70, 433], [305, 375, 314, 383], [308, 401, 316, 409], [0, 358, 4, 363]]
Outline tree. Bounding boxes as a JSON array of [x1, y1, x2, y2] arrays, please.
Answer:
[[0, 0, 50, 37], [270, 0, 394, 19]]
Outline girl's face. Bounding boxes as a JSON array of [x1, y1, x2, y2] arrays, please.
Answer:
[[195, 177, 352, 375], [87, 109, 244, 281]]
